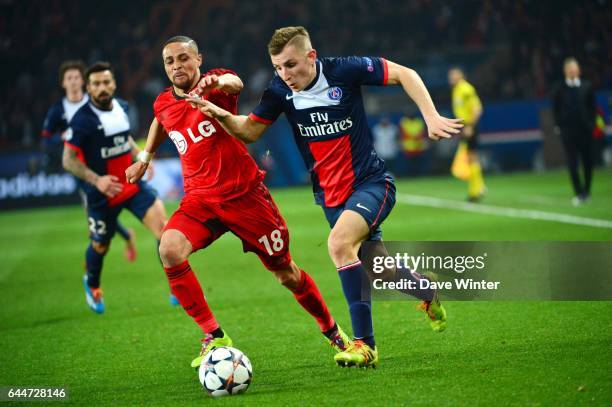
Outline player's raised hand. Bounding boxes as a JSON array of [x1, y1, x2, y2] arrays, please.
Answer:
[[424, 114, 463, 141], [125, 161, 148, 184], [186, 97, 228, 120], [192, 74, 220, 97], [96, 175, 123, 198]]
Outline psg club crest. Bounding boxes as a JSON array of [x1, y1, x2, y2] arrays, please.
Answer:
[[327, 87, 342, 101]]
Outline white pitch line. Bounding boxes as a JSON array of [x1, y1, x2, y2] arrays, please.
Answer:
[[397, 194, 612, 230]]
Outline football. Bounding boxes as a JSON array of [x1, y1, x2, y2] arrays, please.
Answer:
[[199, 347, 253, 397]]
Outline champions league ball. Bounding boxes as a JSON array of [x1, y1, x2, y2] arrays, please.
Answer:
[[199, 347, 253, 397]]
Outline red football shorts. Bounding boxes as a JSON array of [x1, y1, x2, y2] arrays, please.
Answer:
[[164, 182, 292, 271]]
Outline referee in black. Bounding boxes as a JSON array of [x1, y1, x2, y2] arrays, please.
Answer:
[[551, 57, 597, 206]]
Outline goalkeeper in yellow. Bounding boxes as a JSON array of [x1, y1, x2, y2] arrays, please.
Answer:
[[448, 67, 485, 201]]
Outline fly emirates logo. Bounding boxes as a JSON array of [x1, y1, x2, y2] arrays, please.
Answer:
[[297, 112, 353, 138], [168, 120, 217, 155]]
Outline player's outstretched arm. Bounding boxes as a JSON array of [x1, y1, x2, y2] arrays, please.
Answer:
[[386, 60, 463, 140], [126, 118, 167, 184], [186, 97, 268, 144], [63, 146, 123, 198]]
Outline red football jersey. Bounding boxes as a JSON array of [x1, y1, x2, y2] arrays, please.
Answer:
[[153, 69, 264, 200]]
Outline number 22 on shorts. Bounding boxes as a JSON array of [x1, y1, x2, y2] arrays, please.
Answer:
[[88, 217, 107, 236]]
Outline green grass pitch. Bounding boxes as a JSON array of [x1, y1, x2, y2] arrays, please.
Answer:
[[1, 169, 611, 405]]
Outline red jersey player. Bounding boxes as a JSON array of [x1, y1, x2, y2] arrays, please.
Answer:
[[125, 36, 350, 368]]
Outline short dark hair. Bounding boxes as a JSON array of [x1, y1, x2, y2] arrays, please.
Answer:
[[85, 61, 114, 83], [164, 35, 199, 53], [59, 60, 85, 85]]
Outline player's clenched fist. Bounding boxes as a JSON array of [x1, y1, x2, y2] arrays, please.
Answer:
[[191, 74, 220, 97], [125, 161, 148, 184], [96, 174, 124, 198]]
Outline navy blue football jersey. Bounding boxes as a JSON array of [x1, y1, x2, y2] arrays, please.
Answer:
[[65, 98, 141, 208], [41, 95, 89, 138], [250, 56, 392, 207]]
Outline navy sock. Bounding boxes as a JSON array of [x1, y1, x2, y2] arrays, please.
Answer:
[[116, 222, 130, 241], [394, 268, 435, 302], [337, 261, 375, 348], [85, 243, 105, 288]]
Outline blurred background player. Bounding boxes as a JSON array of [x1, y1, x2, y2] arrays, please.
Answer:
[[126, 36, 350, 369], [399, 112, 430, 176], [372, 116, 401, 175], [551, 58, 597, 206], [448, 67, 485, 202], [42, 60, 138, 262], [188, 26, 460, 368], [63, 62, 169, 313]]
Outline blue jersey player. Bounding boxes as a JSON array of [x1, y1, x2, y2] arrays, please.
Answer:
[[42, 60, 138, 263], [188, 26, 461, 368], [62, 61, 169, 313]]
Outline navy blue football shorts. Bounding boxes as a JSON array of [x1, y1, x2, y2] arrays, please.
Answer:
[[86, 183, 157, 243], [322, 178, 396, 241]]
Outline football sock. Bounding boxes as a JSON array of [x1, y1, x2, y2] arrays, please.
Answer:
[[165, 261, 219, 333], [337, 261, 375, 348], [116, 222, 130, 241], [322, 322, 339, 339], [468, 161, 485, 197], [85, 243, 104, 288], [358, 335, 376, 349], [210, 327, 225, 339], [290, 269, 336, 332], [393, 268, 435, 302]]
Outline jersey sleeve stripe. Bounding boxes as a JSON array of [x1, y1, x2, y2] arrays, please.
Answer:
[[64, 141, 86, 163], [248, 112, 274, 125], [381, 58, 389, 85], [64, 141, 80, 152]]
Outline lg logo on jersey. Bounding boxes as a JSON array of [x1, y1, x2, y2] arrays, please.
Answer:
[[168, 120, 217, 154]]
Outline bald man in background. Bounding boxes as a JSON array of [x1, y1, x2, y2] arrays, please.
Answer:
[[552, 58, 597, 206]]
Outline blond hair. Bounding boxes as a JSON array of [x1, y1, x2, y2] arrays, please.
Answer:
[[267, 26, 312, 56]]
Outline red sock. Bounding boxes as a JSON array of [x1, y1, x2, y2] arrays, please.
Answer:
[[165, 261, 218, 333], [291, 270, 335, 332]]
